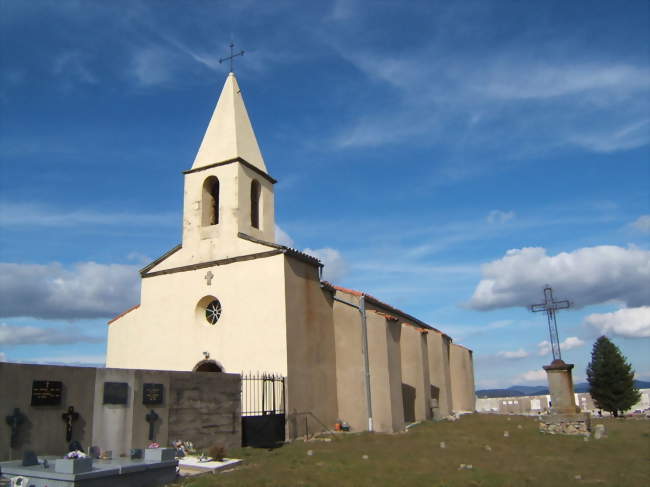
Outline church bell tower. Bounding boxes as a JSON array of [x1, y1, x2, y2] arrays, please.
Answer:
[[180, 73, 276, 262]]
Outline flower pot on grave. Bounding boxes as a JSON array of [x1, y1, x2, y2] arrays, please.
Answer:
[[144, 448, 176, 462], [55, 457, 93, 474]]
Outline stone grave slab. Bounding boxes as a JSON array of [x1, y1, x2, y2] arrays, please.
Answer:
[[178, 457, 242, 476], [0, 455, 177, 487]]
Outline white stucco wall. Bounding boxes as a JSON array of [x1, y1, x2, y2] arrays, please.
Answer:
[[107, 253, 288, 375]]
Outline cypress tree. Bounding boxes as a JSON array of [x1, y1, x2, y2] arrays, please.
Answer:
[[586, 336, 640, 417]]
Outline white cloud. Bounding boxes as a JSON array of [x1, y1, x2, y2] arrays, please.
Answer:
[[130, 47, 175, 86], [487, 210, 515, 225], [303, 247, 348, 283], [275, 225, 295, 247], [0, 323, 103, 346], [479, 64, 649, 101], [631, 215, 650, 233], [0, 202, 176, 227], [538, 341, 551, 356], [19, 355, 106, 367], [0, 352, 6, 362], [0, 262, 140, 319], [584, 306, 650, 339], [562, 336, 585, 350], [52, 51, 97, 84], [496, 348, 528, 359], [467, 245, 650, 310], [569, 119, 650, 153], [538, 336, 585, 356], [330, 32, 650, 158], [515, 369, 547, 383]]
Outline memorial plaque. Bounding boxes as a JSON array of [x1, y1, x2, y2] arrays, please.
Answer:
[[103, 382, 128, 404], [143, 383, 164, 405], [31, 380, 63, 406]]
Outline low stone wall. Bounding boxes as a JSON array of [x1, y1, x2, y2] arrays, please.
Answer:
[[168, 372, 241, 451], [538, 413, 591, 436], [0, 363, 240, 461]]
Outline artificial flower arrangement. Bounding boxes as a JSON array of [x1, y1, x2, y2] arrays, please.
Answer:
[[64, 450, 87, 459], [147, 442, 160, 449]]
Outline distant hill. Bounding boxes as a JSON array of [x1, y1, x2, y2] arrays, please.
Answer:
[[476, 380, 650, 398]]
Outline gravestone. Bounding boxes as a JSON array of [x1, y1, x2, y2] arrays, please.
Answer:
[[61, 407, 79, 442], [103, 382, 128, 404], [5, 408, 26, 449], [143, 384, 164, 406], [145, 410, 159, 441], [21, 451, 38, 467], [31, 381, 62, 406]]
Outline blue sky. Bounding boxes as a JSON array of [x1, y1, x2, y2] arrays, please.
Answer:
[[1, 0, 648, 389]]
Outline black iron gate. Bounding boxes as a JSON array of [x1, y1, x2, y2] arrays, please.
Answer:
[[241, 373, 286, 448]]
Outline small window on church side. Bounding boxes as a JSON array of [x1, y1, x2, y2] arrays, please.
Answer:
[[250, 179, 261, 229], [201, 176, 219, 226]]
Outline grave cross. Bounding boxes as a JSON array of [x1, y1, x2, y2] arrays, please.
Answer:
[[530, 286, 570, 361], [5, 408, 26, 448], [61, 406, 79, 442], [145, 409, 159, 441], [219, 42, 245, 73], [204, 270, 214, 286]]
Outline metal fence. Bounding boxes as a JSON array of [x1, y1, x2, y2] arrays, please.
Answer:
[[241, 372, 286, 447], [241, 372, 285, 416]]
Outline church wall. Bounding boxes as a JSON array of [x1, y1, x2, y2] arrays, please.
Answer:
[[426, 332, 453, 418], [283, 257, 338, 439], [399, 325, 432, 423], [331, 293, 368, 432], [366, 313, 405, 433], [107, 253, 289, 375], [449, 344, 476, 413]]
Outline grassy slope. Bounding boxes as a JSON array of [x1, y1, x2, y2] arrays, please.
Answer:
[[176, 414, 650, 487]]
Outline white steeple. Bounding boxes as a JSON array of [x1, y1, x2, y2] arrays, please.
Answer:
[[191, 72, 267, 173]]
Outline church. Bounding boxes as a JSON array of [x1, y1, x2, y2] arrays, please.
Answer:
[[106, 72, 475, 436]]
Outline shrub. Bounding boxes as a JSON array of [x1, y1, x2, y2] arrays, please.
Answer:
[[208, 444, 226, 461]]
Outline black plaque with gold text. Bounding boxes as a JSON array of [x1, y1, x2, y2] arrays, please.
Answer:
[[142, 383, 164, 405], [103, 382, 128, 405], [31, 380, 63, 406]]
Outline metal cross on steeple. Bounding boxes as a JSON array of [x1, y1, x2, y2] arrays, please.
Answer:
[[219, 42, 245, 73], [530, 286, 570, 362]]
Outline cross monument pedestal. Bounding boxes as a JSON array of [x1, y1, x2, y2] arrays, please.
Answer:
[[539, 359, 590, 435], [543, 359, 579, 414]]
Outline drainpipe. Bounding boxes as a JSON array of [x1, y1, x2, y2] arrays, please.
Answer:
[[331, 293, 374, 432]]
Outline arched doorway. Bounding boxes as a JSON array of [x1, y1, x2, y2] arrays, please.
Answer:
[[193, 360, 223, 372]]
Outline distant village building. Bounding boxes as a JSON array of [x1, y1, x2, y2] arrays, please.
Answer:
[[476, 389, 650, 416], [106, 73, 475, 436]]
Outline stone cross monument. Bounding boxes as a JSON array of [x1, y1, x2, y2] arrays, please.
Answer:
[[530, 286, 590, 435]]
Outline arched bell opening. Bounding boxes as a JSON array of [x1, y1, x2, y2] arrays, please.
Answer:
[[201, 176, 220, 226]]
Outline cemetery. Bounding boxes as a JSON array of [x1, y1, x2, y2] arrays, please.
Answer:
[[0, 362, 240, 486]]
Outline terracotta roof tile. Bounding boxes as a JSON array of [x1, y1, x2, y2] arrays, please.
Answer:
[[107, 304, 140, 325], [329, 283, 448, 336]]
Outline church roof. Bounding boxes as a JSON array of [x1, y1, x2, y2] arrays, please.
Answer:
[[107, 304, 139, 325], [328, 284, 449, 337], [191, 72, 268, 173]]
